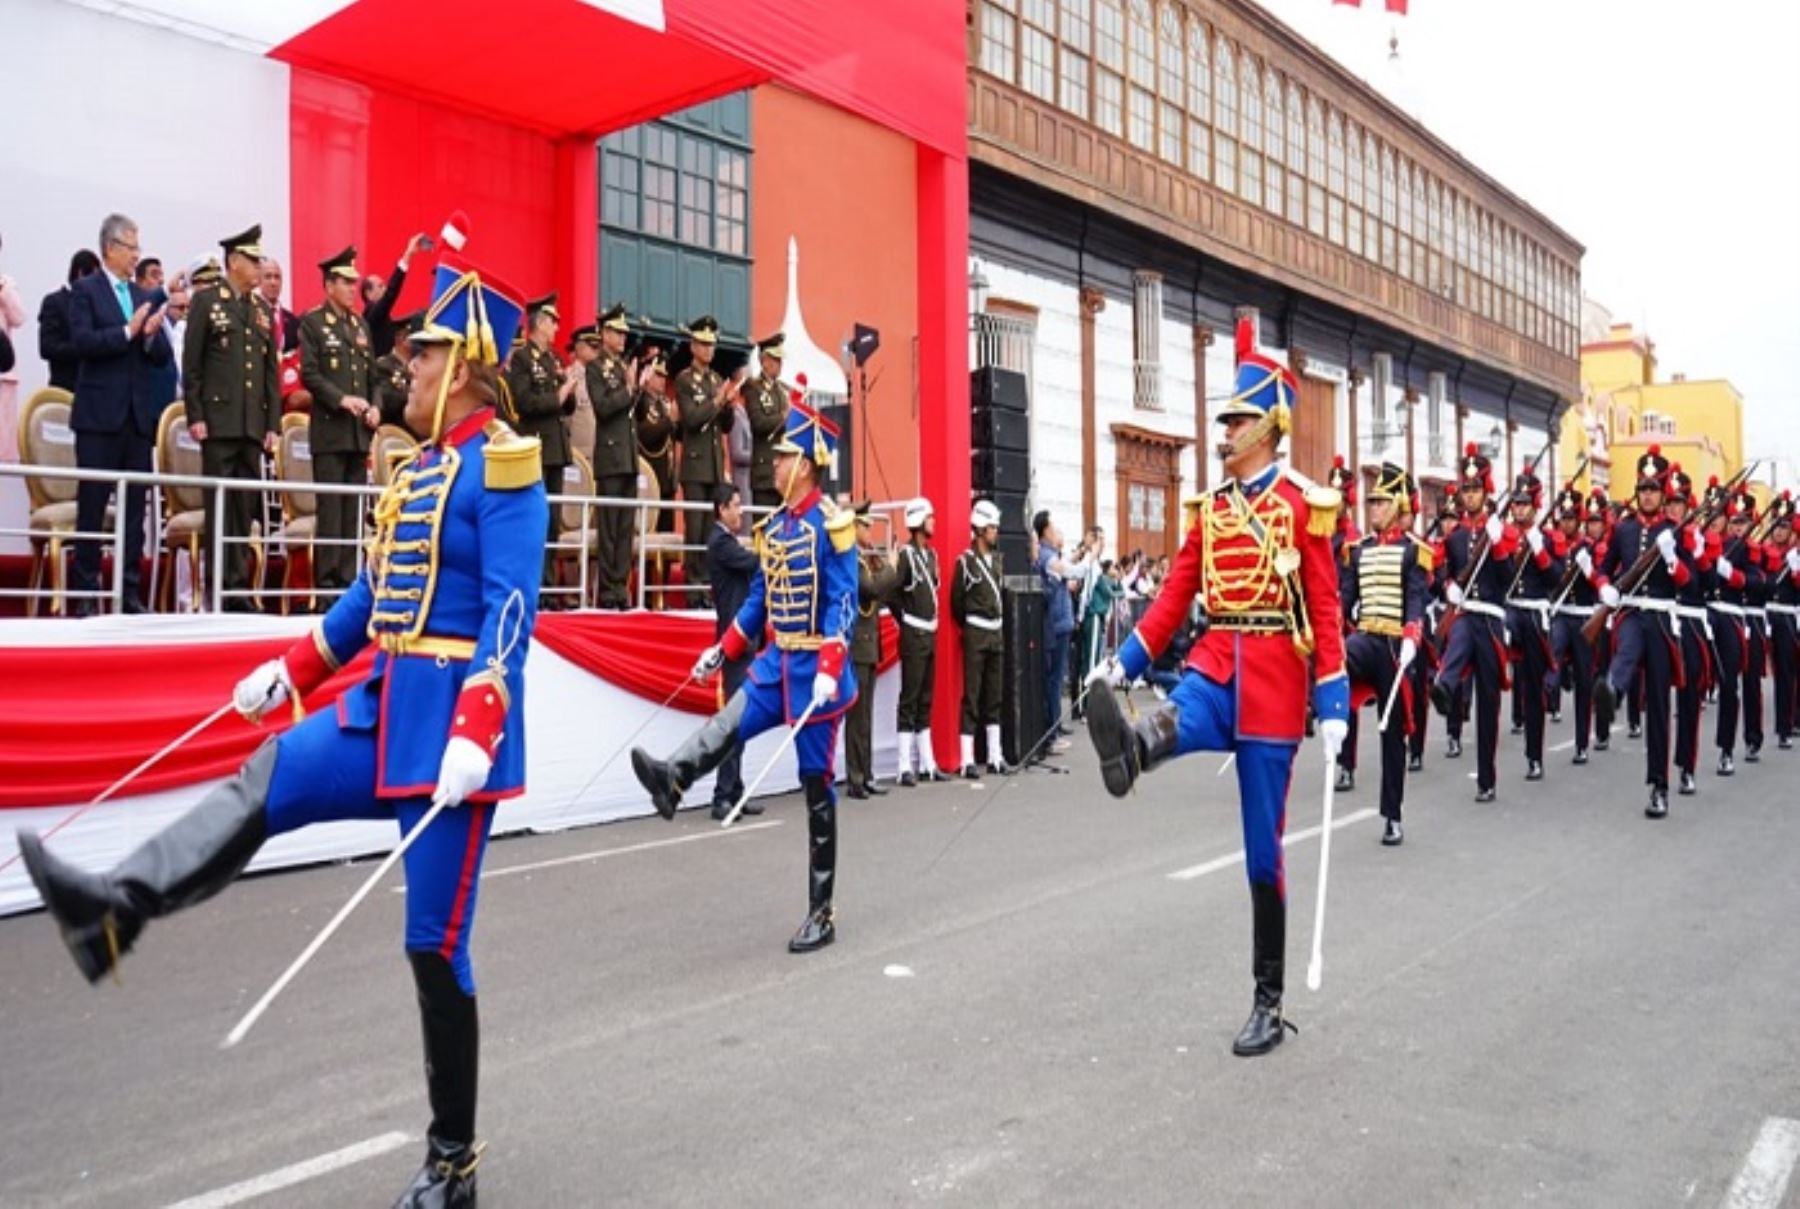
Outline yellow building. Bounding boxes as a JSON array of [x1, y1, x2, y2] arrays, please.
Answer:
[[1559, 314, 1743, 502]]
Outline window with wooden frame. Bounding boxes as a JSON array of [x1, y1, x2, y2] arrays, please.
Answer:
[[1021, 0, 1057, 102], [1326, 110, 1345, 246], [981, 0, 1018, 84], [1127, 0, 1156, 150], [1095, 0, 1125, 136], [1059, 0, 1091, 118], [1213, 33, 1237, 194], [1305, 94, 1325, 236], [1186, 20, 1211, 181], [1241, 52, 1263, 208]]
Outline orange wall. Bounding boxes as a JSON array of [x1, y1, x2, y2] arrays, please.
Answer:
[[751, 85, 920, 503]]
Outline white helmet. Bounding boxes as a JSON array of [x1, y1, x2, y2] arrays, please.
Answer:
[[971, 499, 1002, 530], [904, 497, 935, 529]]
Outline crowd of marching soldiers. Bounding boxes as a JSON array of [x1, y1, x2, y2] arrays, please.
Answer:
[[1328, 443, 1800, 839]]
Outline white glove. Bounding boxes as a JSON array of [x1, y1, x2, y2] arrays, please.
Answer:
[[233, 659, 291, 721], [1445, 581, 1466, 607], [432, 736, 493, 807], [1319, 718, 1349, 760], [810, 672, 838, 710], [1086, 655, 1128, 689], [691, 643, 725, 682], [1600, 583, 1622, 609], [1690, 527, 1706, 557], [1398, 637, 1418, 668], [1655, 528, 1677, 565], [1485, 514, 1505, 544], [1575, 548, 1594, 577], [1787, 548, 1800, 575], [1526, 527, 1545, 556], [1716, 556, 1734, 581]]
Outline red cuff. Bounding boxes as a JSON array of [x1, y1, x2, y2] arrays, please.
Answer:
[[817, 638, 847, 681], [1533, 547, 1552, 570], [719, 622, 751, 663], [1403, 621, 1421, 644], [1729, 570, 1746, 590], [1671, 559, 1691, 587], [448, 678, 509, 756], [282, 629, 339, 697]]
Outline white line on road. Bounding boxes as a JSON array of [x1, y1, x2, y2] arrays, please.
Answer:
[[1549, 739, 1576, 752], [1721, 1117, 1800, 1209], [164, 1131, 412, 1209], [480, 819, 784, 883], [1166, 808, 1378, 881]]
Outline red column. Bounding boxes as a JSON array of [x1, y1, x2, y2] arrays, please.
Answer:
[[554, 136, 599, 329], [916, 145, 970, 771]]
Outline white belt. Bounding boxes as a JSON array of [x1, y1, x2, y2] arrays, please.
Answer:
[[902, 613, 938, 633], [1461, 601, 1507, 621], [1509, 598, 1552, 615], [1750, 608, 1768, 622], [1554, 604, 1595, 618], [1768, 603, 1799, 617], [964, 615, 1003, 632], [1708, 601, 1746, 618], [1674, 604, 1710, 623], [1622, 595, 1675, 614]]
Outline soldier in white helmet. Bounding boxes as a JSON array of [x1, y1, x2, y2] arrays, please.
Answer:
[[953, 498, 1011, 777], [894, 496, 949, 784]]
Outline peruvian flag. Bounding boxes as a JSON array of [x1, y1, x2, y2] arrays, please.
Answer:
[[1334, 0, 1409, 12]]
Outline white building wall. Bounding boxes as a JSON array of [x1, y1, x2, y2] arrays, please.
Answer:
[[975, 262, 1079, 534]]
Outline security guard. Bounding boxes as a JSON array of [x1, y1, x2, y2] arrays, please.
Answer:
[[506, 293, 576, 595], [183, 223, 281, 610], [845, 501, 899, 798], [633, 403, 859, 953], [298, 245, 376, 598], [589, 303, 637, 609], [742, 333, 791, 509], [952, 498, 1008, 778], [635, 353, 678, 534], [1340, 463, 1430, 846], [894, 497, 949, 785], [674, 315, 739, 583], [20, 260, 546, 1207]]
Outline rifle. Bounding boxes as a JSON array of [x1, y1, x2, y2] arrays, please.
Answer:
[[1505, 454, 1589, 602], [1439, 443, 1552, 631], [1580, 461, 1760, 645]]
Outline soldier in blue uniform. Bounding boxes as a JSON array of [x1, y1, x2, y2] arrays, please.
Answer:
[[1505, 469, 1563, 783], [18, 257, 547, 1208], [631, 402, 860, 953]]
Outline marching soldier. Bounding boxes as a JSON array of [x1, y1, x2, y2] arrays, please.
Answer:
[[1429, 444, 1519, 802], [297, 246, 377, 600], [506, 293, 576, 597], [1340, 463, 1430, 846], [1327, 456, 1360, 791], [21, 261, 546, 1205], [1084, 312, 1348, 1056], [1593, 446, 1692, 816], [589, 303, 638, 609], [845, 502, 898, 798], [1734, 489, 1771, 765], [1549, 487, 1608, 763], [1666, 466, 1713, 796], [1708, 486, 1767, 772], [674, 315, 740, 583], [1504, 469, 1561, 783], [183, 223, 280, 610], [895, 497, 950, 785], [1763, 493, 1800, 749], [633, 404, 859, 953], [743, 332, 791, 510], [635, 353, 678, 533], [375, 309, 421, 428], [952, 498, 1009, 778]]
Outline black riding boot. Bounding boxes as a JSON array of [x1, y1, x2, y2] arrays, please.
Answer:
[[1087, 689, 1180, 798], [1232, 882, 1296, 1057], [632, 692, 746, 820], [18, 740, 274, 984], [394, 952, 483, 1209], [789, 774, 837, 953]]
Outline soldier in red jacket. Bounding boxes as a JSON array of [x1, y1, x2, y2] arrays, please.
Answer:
[[1084, 314, 1348, 1058]]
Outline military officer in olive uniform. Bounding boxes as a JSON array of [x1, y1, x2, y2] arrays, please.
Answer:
[[183, 224, 281, 610], [953, 499, 1009, 778], [506, 293, 578, 594], [635, 353, 678, 533], [743, 333, 791, 510], [846, 501, 900, 798], [674, 315, 740, 583], [375, 309, 421, 428], [590, 303, 638, 609], [297, 246, 377, 597]]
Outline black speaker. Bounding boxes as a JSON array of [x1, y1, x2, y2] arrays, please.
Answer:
[[1001, 582, 1046, 766], [972, 365, 1029, 414], [973, 404, 1030, 452], [991, 488, 1031, 572], [972, 447, 1031, 495]]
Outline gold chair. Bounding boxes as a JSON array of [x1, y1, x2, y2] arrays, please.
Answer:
[[369, 424, 419, 489], [553, 450, 597, 607], [269, 413, 316, 614], [153, 402, 208, 612], [18, 389, 80, 616], [632, 454, 683, 611]]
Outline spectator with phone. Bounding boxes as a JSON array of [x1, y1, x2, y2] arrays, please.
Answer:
[[358, 232, 427, 357]]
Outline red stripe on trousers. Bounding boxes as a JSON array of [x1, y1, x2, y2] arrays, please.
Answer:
[[438, 803, 488, 962]]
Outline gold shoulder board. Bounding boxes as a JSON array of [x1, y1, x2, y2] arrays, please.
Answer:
[[1287, 468, 1342, 538], [482, 420, 542, 491], [751, 517, 770, 559], [1410, 534, 1437, 574], [826, 508, 858, 554], [1181, 493, 1208, 532]]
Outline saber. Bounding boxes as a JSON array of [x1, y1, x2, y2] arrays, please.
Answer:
[[1376, 647, 1416, 735], [720, 699, 819, 829], [1305, 753, 1337, 993], [554, 678, 691, 822]]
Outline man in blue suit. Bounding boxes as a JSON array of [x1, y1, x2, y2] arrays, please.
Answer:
[[66, 213, 172, 614]]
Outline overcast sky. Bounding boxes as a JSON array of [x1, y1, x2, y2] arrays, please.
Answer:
[[1254, 0, 1800, 488]]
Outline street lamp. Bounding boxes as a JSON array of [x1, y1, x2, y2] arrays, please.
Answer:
[[969, 260, 990, 318]]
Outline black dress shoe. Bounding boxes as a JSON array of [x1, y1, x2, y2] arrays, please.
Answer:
[[121, 596, 150, 615], [1629, 723, 1643, 739], [1474, 786, 1496, 803], [1231, 1000, 1297, 1057], [1718, 752, 1735, 777], [630, 749, 681, 821], [1446, 736, 1463, 759], [1646, 787, 1669, 818], [1407, 754, 1423, 773], [924, 769, 953, 784], [394, 1135, 483, 1208], [1429, 680, 1454, 719], [960, 764, 981, 781], [1573, 748, 1589, 765], [1779, 736, 1793, 750], [710, 802, 730, 820], [1549, 711, 1562, 725], [1511, 722, 1525, 736], [898, 771, 917, 788], [1746, 744, 1762, 763], [864, 780, 888, 796], [1525, 760, 1544, 781], [68, 599, 97, 619], [1679, 770, 1697, 796], [1595, 735, 1610, 751], [1334, 766, 1354, 792], [846, 783, 869, 800], [1381, 818, 1404, 846], [986, 762, 1014, 778], [788, 907, 835, 953]]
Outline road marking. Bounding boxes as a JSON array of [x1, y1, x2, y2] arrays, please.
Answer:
[[1550, 739, 1576, 752], [1722, 1117, 1800, 1209], [164, 1131, 412, 1209], [1167, 808, 1378, 881], [479, 819, 784, 883]]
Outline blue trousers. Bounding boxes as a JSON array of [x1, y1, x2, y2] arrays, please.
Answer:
[[265, 711, 496, 994], [738, 676, 844, 783], [1044, 628, 1072, 738], [1167, 671, 1300, 896]]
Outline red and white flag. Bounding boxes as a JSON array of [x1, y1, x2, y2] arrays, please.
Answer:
[[1333, 0, 1409, 13]]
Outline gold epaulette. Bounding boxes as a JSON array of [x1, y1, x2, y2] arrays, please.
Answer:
[[481, 419, 542, 490], [1285, 467, 1342, 538], [1409, 533, 1437, 574], [1181, 493, 1207, 532], [825, 507, 857, 554]]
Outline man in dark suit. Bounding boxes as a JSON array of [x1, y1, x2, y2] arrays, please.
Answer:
[[67, 213, 173, 614], [705, 483, 763, 820], [38, 249, 102, 392]]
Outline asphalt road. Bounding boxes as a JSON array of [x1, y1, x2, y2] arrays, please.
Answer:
[[2, 702, 1797, 1208]]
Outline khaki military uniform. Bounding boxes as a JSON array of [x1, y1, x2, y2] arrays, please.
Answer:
[[505, 341, 571, 585], [674, 363, 733, 581], [635, 387, 678, 534], [297, 300, 374, 592], [846, 548, 900, 789], [742, 374, 788, 509], [373, 352, 411, 429], [589, 348, 637, 606]]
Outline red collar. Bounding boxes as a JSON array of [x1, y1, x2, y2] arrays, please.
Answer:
[[440, 407, 495, 450], [785, 487, 822, 516]]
